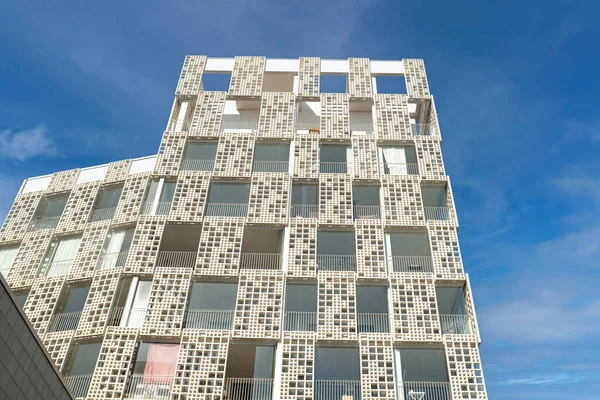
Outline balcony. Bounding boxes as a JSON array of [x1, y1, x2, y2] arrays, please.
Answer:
[[141, 201, 171, 216], [64, 374, 93, 399], [319, 162, 351, 174], [204, 203, 248, 217], [168, 118, 192, 132], [108, 307, 147, 328], [180, 159, 215, 172], [125, 374, 173, 400], [353, 205, 381, 220], [379, 162, 419, 175], [183, 309, 235, 330], [41, 259, 75, 277], [224, 378, 274, 400], [295, 121, 320, 134], [239, 253, 282, 270], [28, 216, 61, 231], [440, 314, 472, 335], [284, 311, 317, 332], [252, 160, 289, 173], [156, 251, 196, 269], [389, 256, 434, 273], [47, 311, 82, 332], [349, 122, 373, 135], [290, 204, 318, 218], [97, 250, 129, 270], [356, 313, 390, 333], [411, 123, 438, 136], [316, 255, 357, 272], [314, 380, 361, 400], [88, 206, 116, 222], [220, 120, 258, 133], [424, 206, 450, 221], [397, 381, 451, 400]]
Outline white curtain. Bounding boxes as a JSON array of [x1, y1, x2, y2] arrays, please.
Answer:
[[346, 147, 354, 176], [47, 237, 81, 276], [381, 147, 406, 174], [0, 246, 18, 276]]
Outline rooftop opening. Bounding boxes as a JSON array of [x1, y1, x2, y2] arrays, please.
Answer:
[[262, 72, 295, 92], [374, 75, 407, 94], [320, 74, 347, 93], [201, 72, 231, 92]]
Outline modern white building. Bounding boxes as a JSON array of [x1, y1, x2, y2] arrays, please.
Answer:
[[0, 56, 487, 400]]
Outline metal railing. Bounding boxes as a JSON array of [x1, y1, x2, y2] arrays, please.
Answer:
[[125, 374, 173, 400], [141, 201, 154, 215], [295, 122, 320, 132], [389, 256, 434, 273], [349, 122, 374, 134], [252, 160, 289, 173], [224, 378, 273, 400], [411, 123, 438, 136], [379, 163, 419, 175], [220, 120, 258, 132], [353, 205, 381, 220], [98, 250, 129, 270], [317, 255, 357, 272], [168, 118, 192, 132], [40, 259, 74, 277], [284, 311, 317, 332], [140, 201, 172, 216], [319, 162, 351, 174], [440, 314, 472, 335], [88, 206, 116, 222], [47, 311, 82, 332], [156, 251, 197, 268], [204, 203, 248, 217], [397, 381, 451, 400], [357, 313, 390, 333], [184, 309, 235, 330], [181, 159, 215, 171], [424, 206, 450, 221], [290, 204, 319, 218], [108, 307, 147, 328], [239, 253, 282, 270], [29, 216, 61, 231], [314, 380, 361, 400], [64, 374, 93, 398]]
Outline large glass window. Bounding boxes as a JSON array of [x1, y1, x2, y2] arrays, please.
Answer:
[[253, 142, 290, 172], [396, 349, 449, 382], [40, 235, 82, 277], [320, 145, 352, 174], [0, 245, 19, 278], [315, 347, 360, 380], [285, 284, 317, 312], [65, 342, 102, 376]]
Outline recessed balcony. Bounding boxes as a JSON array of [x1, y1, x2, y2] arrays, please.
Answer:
[[422, 185, 451, 221], [378, 146, 419, 176], [205, 182, 250, 217], [284, 283, 317, 332], [436, 286, 473, 335], [317, 231, 356, 272], [181, 141, 217, 172], [291, 183, 319, 218], [224, 343, 275, 400], [395, 348, 451, 400], [29, 194, 68, 231], [240, 228, 283, 270], [183, 282, 237, 330], [387, 231, 433, 273]]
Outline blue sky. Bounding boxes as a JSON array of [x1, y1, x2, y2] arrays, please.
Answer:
[[1, 1, 599, 398]]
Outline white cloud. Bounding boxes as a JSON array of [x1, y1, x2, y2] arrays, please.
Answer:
[[502, 374, 586, 386], [0, 125, 58, 161]]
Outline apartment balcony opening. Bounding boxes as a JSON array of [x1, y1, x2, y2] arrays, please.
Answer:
[[156, 225, 200, 269], [181, 140, 218, 171], [295, 101, 320, 134], [395, 348, 451, 400], [38, 235, 82, 277], [349, 109, 373, 135], [320, 144, 352, 174], [221, 100, 259, 133], [320, 73, 348, 94], [386, 231, 433, 273], [125, 342, 179, 400], [48, 284, 89, 332], [291, 183, 318, 218], [240, 228, 283, 270], [63, 341, 102, 398], [224, 343, 275, 400], [353, 185, 381, 220], [89, 184, 122, 222], [205, 182, 250, 217], [142, 179, 176, 216], [315, 347, 361, 400], [356, 285, 390, 333], [29, 194, 68, 231], [167, 97, 195, 132], [109, 277, 151, 328], [284, 283, 317, 331], [0, 244, 19, 278], [184, 281, 237, 330], [422, 185, 450, 221], [201, 72, 231, 91], [317, 230, 356, 272], [97, 227, 134, 270], [436, 285, 472, 335], [13, 290, 28, 310], [378, 146, 418, 175], [252, 142, 290, 173], [374, 75, 407, 95]]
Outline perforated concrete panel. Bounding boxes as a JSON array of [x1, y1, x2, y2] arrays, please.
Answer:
[[68, 220, 111, 281], [55, 181, 100, 234], [428, 224, 465, 280], [154, 133, 186, 177], [298, 57, 320, 98], [46, 169, 79, 194], [104, 159, 132, 184], [195, 218, 243, 277], [23, 275, 65, 337], [445, 340, 488, 399], [359, 334, 396, 400], [287, 218, 317, 278], [43, 330, 74, 370], [374, 94, 412, 141], [171, 329, 229, 400], [319, 174, 353, 225], [352, 136, 380, 180], [320, 93, 350, 140], [229, 56, 266, 98], [293, 136, 319, 179], [124, 216, 165, 275], [0, 191, 43, 242], [112, 172, 151, 226], [280, 331, 315, 400], [355, 221, 387, 280], [248, 173, 289, 225], [6, 230, 53, 289], [390, 273, 441, 343], [86, 327, 138, 399], [75, 268, 121, 338], [382, 175, 425, 227], [175, 55, 207, 97], [189, 91, 226, 138], [257, 92, 296, 139], [141, 267, 191, 337], [403, 59, 430, 98], [213, 133, 255, 178], [233, 270, 283, 339], [348, 58, 373, 99], [416, 136, 445, 180], [317, 271, 357, 341], [168, 171, 210, 223]]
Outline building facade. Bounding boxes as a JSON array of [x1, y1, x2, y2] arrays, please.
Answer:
[[0, 56, 487, 400]]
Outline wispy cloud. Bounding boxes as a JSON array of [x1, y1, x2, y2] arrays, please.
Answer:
[[502, 374, 587, 386], [0, 124, 58, 161]]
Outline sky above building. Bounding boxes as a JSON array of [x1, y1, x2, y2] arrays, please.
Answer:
[[1, 1, 599, 398]]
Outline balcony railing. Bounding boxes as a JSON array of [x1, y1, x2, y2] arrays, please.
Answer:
[[284, 311, 317, 332], [108, 307, 147, 328], [239, 253, 282, 270], [97, 250, 129, 270], [181, 159, 215, 171], [317, 255, 357, 272], [64, 374, 93, 399], [220, 120, 258, 132], [88, 206, 116, 222], [440, 314, 472, 335], [184, 309, 235, 330], [156, 251, 197, 268], [397, 381, 451, 400], [29, 216, 61, 231], [389, 256, 434, 273], [353, 205, 381, 220], [252, 160, 289, 173], [224, 378, 273, 400], [204, 203, 248, 217], [411, 123, 438, 136], [319, 162, 351, 174], [168, 118, 192, 132], [314, 380, 361, 400], [290, 204, 318, 218], [379, 163, 419, 175], [357, 313, 390, 333], [40, 259, 75, 277], [125, 374, 173, 400], [295, 122, 320, 133], [47, 311, 82, 332], [141, 201, 172, 216], [424, 206, 450, 221], [349, 122, 374, 134]]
